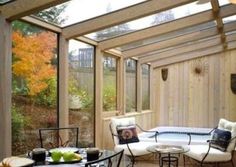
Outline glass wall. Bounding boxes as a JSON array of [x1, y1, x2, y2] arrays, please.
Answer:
[[11, 21, 58, 155], [68, 40, 95, 147], [142, 64, 150, 110], [125, 58, 137, 113], [103, 54, 117, 111]]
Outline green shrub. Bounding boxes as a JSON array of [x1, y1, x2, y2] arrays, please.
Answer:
[[103, 84, 116, 111], [12, 105, 29, 141], [35, 77, 57, 107]]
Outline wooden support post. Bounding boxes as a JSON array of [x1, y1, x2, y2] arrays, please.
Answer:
[[95, 48, 103, 147], [137, 62, 142, 112], [117, 57, 125, 115], [58, 34, 69, 128], [0, 15, 12, 160], [149, 67, 154, 111]]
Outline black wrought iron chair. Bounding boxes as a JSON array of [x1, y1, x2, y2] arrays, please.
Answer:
[[85, 149, 124, 167], [38, 127, 79, 150], [184, 118, 236, 167], [109, 117, 159, 167]]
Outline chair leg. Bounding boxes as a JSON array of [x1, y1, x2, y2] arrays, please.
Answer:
[[231, 159, 235, 167], [183, 155, 186, 167]]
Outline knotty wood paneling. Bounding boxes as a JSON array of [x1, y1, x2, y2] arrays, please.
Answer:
[[153, 49, 236, 128]]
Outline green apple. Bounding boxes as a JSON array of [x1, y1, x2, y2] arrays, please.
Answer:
[[51, 151, 62, 162], [63, 152, 75, 162]]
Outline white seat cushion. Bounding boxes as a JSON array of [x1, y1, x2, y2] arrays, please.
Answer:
[[218, 118, 236, 152], [184, 145, 232, 162], [114, 142, 158, 156]]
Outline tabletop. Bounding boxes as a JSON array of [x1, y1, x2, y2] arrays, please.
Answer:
[[34, 149, 115, 167], [147, 144, 189, 154]]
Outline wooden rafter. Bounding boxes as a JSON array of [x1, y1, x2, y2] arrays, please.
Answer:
[[211, 0, 227, 49], [62, 0, 197, 39], [152, 40, 236, 68], [124, 27, 219, 58], [21, 16, 98, 46], [0, 0, 70, 21], [140, 35, 221, 64], [140, 33, 236, 64], [21, 16, 62, 33], [98, 4, 236, 50], [123, 21, 236, 58]]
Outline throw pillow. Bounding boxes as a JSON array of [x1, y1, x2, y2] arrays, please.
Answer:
[[116, 125, 139, 144], [211, 128, 231, 152]]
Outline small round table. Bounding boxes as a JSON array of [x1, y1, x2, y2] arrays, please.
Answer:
[[147, 145, 189, 167]]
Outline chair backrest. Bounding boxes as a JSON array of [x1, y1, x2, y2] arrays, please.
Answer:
[[85, 149, 124, 167], [38, 127, 79, 150], [218, 118, 236, 152], [110, 117, 136, 145]]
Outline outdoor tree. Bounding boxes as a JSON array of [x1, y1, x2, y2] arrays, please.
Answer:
[[151, 10, 175, 25], [96, 3, 131, 40], [12, 31, 56, 97], [35, 3, 68, 25]]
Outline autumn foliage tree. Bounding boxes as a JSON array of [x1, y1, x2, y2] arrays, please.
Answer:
[[12, 31, 56, 97]]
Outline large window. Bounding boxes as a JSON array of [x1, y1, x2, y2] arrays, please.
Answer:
[[68, 40, 95, 147], [142, 64, 150, 110], [11, 21, 58, 155], [125, 58, 137, 113], [103, 55, 117, 111]]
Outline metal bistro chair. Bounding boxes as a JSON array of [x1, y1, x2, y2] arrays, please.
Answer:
[[38, 127, 79, 150], [85, 149, 124, 167], [184, 118, 236, 167]]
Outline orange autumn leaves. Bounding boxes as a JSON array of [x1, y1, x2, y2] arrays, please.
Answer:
[[12, 31, 56, 96]]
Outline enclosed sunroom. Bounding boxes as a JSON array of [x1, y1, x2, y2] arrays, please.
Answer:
[[0, 0, 236, 165]]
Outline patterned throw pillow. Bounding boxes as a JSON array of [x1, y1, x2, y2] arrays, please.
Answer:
[[116, 125, 139, 144], [211, 128, 231, 152]]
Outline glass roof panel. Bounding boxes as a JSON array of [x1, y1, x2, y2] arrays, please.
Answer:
[[118, 21, 217, 51], [0, 0, 14, 5], [85, 1, 212, 41], [223, 15, 236, 23], [34, 0, 145, 27], [219, 0, 231, 6]]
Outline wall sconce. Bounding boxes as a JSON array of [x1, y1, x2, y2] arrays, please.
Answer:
[[161, 68, 168, 81], [231, 74, 236, 94]]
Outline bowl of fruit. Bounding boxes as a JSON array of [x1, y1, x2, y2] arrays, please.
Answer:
[[47, 150, 83, 164]]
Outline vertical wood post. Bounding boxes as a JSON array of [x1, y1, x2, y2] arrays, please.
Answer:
[[95, 48, 103, 147], [137, 62, 142, 112], [117, 57, 125, 114], [58, 34, 69, 128], [0, 15, 12, 159]]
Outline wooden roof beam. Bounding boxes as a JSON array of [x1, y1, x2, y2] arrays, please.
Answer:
[[0, 0, 70, 21], [140, 33, 236, 64], [123, 27, 218, 58], [152, 40, 236, 68], [140, 36, 221, 64], [20, 16, 62, 33], [62, 0, 197, 39], [123, 21, 236, 58], [20, 16, 98, 46], [98, 4, 236, 50], [211, 0, 227, 49]]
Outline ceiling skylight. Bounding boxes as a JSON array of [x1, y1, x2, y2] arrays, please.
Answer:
[[223, 15, 236, 23], [34, 0, 145, 27], [86, 1, 212, 41], [0, 0, 14, 5]]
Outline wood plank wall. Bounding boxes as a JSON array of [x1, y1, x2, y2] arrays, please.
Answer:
[[153, 49, 236, 128]]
